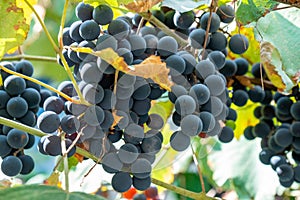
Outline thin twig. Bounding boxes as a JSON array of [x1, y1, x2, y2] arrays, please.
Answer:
[[24, 0, 59, 53], [61, 134, 69, 192], [191, 145, 206, 193]]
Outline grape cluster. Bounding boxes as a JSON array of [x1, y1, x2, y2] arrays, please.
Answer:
[[0, 60, 43, 176], [243, 85, 300, 187]]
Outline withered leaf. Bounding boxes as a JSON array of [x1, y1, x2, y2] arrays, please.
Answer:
[[123, 0, 162, 12]]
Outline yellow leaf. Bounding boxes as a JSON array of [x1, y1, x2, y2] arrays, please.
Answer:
[[44, 172, 60, 186], [16, 0, 37, 24], [71, 47, 174, 91], [260, 41, 295, 92], [0, 0, 31, 59], [232, 102, 259, 139], [228, 26, 260, 64], [123, 0, 162, 12], [129, 56, 173, 91]]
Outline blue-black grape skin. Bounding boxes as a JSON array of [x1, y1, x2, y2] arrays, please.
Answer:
[[1, 156, 23, 177], [7, 129, 29, 149], [37, 111, 60, 133], [93, 4, 113, 25]]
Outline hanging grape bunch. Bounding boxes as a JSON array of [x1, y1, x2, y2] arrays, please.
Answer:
[[0, 0, 256, 195]]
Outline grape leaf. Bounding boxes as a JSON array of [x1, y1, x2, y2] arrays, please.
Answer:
[[161, 0, 211, 13], [255, 11, 300, 91], [0, 0, 32, 59], [129, 55, 173, 91], [208, 139, 281, 199], [123, 0, 162, 12], [236, 0, 278, 24], [231, 102, 259, 139], [0, 185, 107, 200], [44, 172, 60, 186], [70, 47, 174, 91]]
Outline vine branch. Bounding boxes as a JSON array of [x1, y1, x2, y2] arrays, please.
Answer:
[[1, 55, 57, 62]]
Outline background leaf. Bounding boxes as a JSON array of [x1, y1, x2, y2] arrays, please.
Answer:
[[0, 185, 107, 200], [236, 0, 278, 24], [0, 0, 31, 59], [161, 0, 211, 13], [208, 139, 281, 199], [255, 11, 300, 90]]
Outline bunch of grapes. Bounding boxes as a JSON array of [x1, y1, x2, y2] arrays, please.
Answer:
[[0, 60, 45, 177], [242, 85, 300, 187], [0, 1, 254, 194]]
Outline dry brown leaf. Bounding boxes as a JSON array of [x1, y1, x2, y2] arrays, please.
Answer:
[[124, 0, 162, 12], [129, 55, 173, 91], [235, 76, 253, 88]]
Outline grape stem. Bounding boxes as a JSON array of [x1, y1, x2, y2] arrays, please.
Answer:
[[24, 0, 59, 53], [1, 55, 57, 62], [191, 145, 206, 194], [139, 12, 188, 47], [61, 134, 70, 193], [0, 65, 80, 104]]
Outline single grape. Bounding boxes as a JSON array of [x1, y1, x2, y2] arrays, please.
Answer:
[[204, 74, 226, 96], [111, 172, 132, 193], [165, 55, 186, 75], [253, 122, 270, 138], [216, 5, 235, 23], [43, 96, 64, 114], [157, 36, 178, 57], [42, 135, 62, 156], [200, 12, 220, 33], [15, 60, 34, 76], [276, 164, 294, 182], [61, 115, 80, 134], [124, 123, 144, 145], [69, 21, 83, 42], [132, 176, 151, 191], [208, 32, 227, 51], [188, 28, 207, 49], [199, 111, 216, 133], [108, 19, 130, 40], [234, 58, 249, 75], [181, 114, 203, 136], [173, 11, 195, 29], [37, 111, 60, 133], [229, 34, 249, 54], [117, 143, 139, 164], [93, 4, 113, 25], [141, 135, 162, 155], [218, 126, 234, 143], [274, 128, 293, 147], [75, 2, 93, 21], [19, 155, 34, 175], [83, 105, 105, 126], [170, 131, 190, 151], [21, 88, 41, 109], [128, 35, 146, 57], [232, 90, 249, 107], [219, 60, 237, 77], [131, 158, 152, 179], [7, 129, 29, 149], [4, 75, 26, 96], [208, 51, 226, 70], [102, 152, 123, 173], [6, 97, 28, 118], [195, 60, 215, 80], [175, 95, 196, 116], [1, 156, 23, 176], [259, 148, 275, 165]]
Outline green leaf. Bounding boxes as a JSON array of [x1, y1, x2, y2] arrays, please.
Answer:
[[0, 185, 107, 200], [161, 0, 211, 12], [57, 156, 79, 172], [255, 11, 300, 91], [218, 0, 232, 6], [0, 0, 30, 59], [236, 0, 278, 24], [208, 139, 281, 199]]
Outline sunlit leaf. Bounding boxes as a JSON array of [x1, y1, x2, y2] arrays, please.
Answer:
[[70, 47, 174, 91], [208, 139, 281, 199], [44, 172, 60, 186], [236, 0, 278, 24], [123, 0, 162, 12], [161, 0, 211, 13], [130, 56, 173, 91], [0, 0, 31, 59], [228, 26, 260, 64], [0, 185, 107, 200], [231, 102, 259, 139], [57, 156, 79, 172], [260, 42, 295, 92], [255, 11, 300, 91]]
